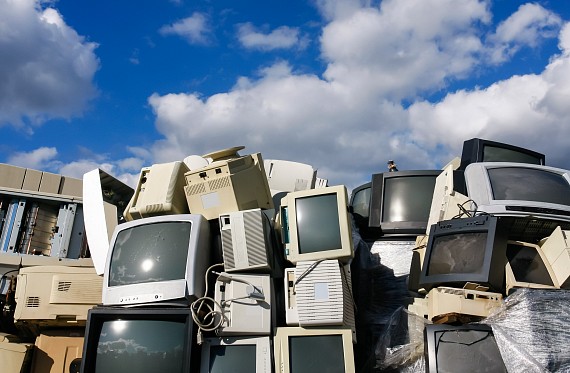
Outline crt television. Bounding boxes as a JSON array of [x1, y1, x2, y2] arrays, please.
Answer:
[[459, 137, 545, 170], [279, 185, 354, 264], [424, 324, 506, 373], [273, 327, 355, 373], [419, 215, 508, 293], [368, 170, 441, 236], [464, 162, 570, 223], [200, 336, 271, 373], [80, 307, 197, 373], [103, 214, 210, 306]]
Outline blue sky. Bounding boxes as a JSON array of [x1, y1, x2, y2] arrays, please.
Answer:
[[1, 0, 570, 190]]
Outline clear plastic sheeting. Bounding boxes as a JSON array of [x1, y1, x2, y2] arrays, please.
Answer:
[[370, 240, 416, 277], [483, 289, 570, 373], [374, 307, 428, 372]]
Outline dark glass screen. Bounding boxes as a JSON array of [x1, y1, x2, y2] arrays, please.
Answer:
[[427, 232, 487, 275], [109, 221, 191, 286], [507, 244, 554, 286], [482, 146, 542, 164], [209, 345, 256, 373], [289, 335, 345, 373], [382, 176, 436, 222], [295, 194, 342, 254]]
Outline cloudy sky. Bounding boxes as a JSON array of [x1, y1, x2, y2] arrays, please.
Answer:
[[1, 0, 569, 190]]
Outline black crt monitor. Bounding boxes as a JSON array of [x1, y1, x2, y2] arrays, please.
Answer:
[[348, 182, 371, 232], [419, 215, 508, 293], [368, 170, 441, 236], [80, 307, 197, 373], [459, 137, 545, 170], [424, 324, 506, 373]]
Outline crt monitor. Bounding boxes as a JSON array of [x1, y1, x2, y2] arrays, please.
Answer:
[[419, 215, 508, 293], [505, 240, 558, 295], [349, 182, 371, 234], [200, 336, 271, 373], [80, 307, 196, 373], [279, 185, 354, 264], [424, 324, 506, 373], [459, 137, 545, 170], [273, 327, 355, 373], [368, 170, 441, 236], [103, 214, 210, 306], [464, 162, 570, 223], [124, 161, 189, 221]]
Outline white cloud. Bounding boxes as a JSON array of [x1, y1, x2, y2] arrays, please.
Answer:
[[159, 12, 212, 45], [0, 0, 99, 129], [142, 1, 570, 189], [7, 147, 58, 169], [237, 23, 305, 51], [487, 3, 562, 64]]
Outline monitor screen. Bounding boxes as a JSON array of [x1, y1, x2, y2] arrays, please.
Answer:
[[295, 193, 342, 254], [419, 215, 507, 292], [81, 307, 195, 373], [279, 185, 353, 264], [289, 335, 345, 372], [487, 167, 570, 205], [369, 170, 440, 236], [459, 137, 545, 170], [108, 221, 190, 286], [103, 214, 210, 306], [201, 336, 271, 373], [349, 182, 371, 219], [209, 345, 256, 373], [273, 327, 354, 373], [506, 242, 554, 286], [425, 324, 506, 373]]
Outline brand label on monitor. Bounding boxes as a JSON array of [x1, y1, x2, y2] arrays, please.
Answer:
[[314, 283, 329, 301]]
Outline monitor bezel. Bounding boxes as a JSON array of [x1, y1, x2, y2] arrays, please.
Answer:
[[368, 170, 441, 236], [419, 215, 508, 293], [279, 185, 354, 264], [200, 336, 271, 373], [102, 214, 210, 306], [459, 137, 545, 170], [273, 327, 355, 373], [424, 323, 505, 373], [80, 306, 196, 373], [505, 240, 559, 294], [464, 162, 570, 223]]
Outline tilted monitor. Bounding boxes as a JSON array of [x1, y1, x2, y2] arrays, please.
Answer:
[[505, 240, 558, 295], [419, 215, 508, 293], [459, 137, 545, 170]]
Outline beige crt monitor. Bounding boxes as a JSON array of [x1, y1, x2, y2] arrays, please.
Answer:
[[540, 227, 570, 289], [125, 161, 190, 221], [505, 240, 559, 295], [30, 330, 84, 373], [279, 185, 353, 264], [273, 327, 355, 373], [14, 266, 102, 328], [263, 159, 316, 195], [183, 150, 273, 220]]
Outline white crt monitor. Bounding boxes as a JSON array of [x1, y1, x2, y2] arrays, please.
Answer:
[[273, 327, 355, 373], [201, 336, 271, 373], [103, 214, 210, 306], [279, 185, 354, 264], [183, 152, 273, 220], [14, 266, 102, 327], [464, 162, 570, 222], [263, 159, 316, 194], [125, 161, 189, 221]]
